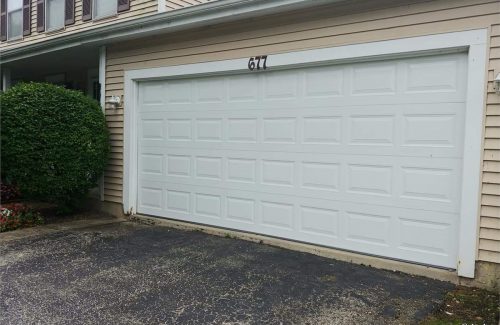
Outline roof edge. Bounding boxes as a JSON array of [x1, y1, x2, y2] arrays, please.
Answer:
[[0, 0, 344, 63]]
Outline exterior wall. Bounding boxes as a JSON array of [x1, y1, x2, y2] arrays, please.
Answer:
[[0, 0, 158, 51], [165, 0, 214, 11], [104, 0, 500, 264]]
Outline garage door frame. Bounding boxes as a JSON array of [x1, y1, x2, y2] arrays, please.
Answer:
[[123, 29, 487, 278]]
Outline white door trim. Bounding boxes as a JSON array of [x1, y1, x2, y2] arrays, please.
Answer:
[[124, 29, 488, 278]]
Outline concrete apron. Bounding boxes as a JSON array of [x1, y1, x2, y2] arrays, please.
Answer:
[[0, 218, 124, 243], [130, 214, 459, 285]]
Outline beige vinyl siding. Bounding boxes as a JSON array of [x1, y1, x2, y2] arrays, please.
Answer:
[[104, 0, 500, 262], [0, 0, 158, 51], [480, 22, 500, 264], [166, 0, 214, 11]]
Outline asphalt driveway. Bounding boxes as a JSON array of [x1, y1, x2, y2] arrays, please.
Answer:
[[0, 220, 454, 324]]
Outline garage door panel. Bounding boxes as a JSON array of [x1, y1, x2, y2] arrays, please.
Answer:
[[138, 103, 465, 158], [136, 53, 467, 269], [138, 54, 467, 113], [138, 147, 462, 214]]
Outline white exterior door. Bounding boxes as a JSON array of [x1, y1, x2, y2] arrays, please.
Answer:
[[135, 52, 468, 269]]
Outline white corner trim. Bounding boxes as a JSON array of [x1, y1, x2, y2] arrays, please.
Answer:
[[123, 29, 488, 277], [99, 46, 106, 201], [158, 0, 166, 13], [457, 42, 487, 278]]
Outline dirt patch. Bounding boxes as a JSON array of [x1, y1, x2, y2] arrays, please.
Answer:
[[420, 286, 499, 325]]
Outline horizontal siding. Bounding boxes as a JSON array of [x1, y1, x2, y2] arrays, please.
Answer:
[[0, 0, 158, 51], [480, 21, 500, 264], [103, 0, 500, 264]]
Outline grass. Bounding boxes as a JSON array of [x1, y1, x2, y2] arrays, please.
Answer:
[[420, 286, 499, 325]]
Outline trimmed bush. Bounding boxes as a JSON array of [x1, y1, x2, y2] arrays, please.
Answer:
[[1, 83, 109, 208]]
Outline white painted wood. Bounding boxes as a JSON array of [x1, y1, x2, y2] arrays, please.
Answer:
[[457, 42, 487, 277], [124, 30, 488, 277], [158, 0, 166, 13]]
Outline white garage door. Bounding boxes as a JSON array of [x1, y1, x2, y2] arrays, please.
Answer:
[[136, 52, 468, 269]]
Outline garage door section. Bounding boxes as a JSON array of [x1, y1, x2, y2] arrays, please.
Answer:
[[136, 53, 467, 269]]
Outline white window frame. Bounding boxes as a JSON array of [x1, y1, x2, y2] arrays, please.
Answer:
[[92, 0, 117, 20], [45, 0, 65, 32], [123, 29, 488, 279], [7, 0, 23, 40]]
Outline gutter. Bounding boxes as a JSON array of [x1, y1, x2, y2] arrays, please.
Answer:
[[0, 0, 343, 63]]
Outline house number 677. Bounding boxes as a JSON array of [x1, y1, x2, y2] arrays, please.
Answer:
[[248, 55, 268, 71]]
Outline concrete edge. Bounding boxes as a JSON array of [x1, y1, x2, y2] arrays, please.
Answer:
[[0, 218, 124, 243], [130, 214, 459, 284]]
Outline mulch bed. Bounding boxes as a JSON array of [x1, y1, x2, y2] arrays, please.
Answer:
[[420, 286, 499, 325]]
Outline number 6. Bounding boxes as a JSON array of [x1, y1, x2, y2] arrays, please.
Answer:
[[248, 58, 256, 71]]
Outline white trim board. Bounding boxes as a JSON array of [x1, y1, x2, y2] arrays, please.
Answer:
[[123, 29, 488, 278]]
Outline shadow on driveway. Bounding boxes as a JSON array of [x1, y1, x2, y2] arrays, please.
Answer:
[[0, 221, 453, 324]]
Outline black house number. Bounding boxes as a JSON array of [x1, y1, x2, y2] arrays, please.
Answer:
[[248, 55, 268, 71]]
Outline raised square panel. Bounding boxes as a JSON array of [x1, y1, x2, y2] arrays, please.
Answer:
[[228, 118, 257, 142], [305, 67, 343, 97], [262, 160, 294, 186], [167, 119, 191, 140], [351, 63, 396, 95], [301, 162, 339, 191], [196, 156, 222, 180], [167, 155, 190, 177], [262, 201, 294, 229], [399, 219, 451, 255], [196, 119, 222, 141], [264, 71, 298, 99], [167, 80, 192, 104], [401, 167, 453, 202], [227, 197, 255, 223], [405, 58, 458, 93], [142, 120, 163, 140], [403, 115, 456, 147], [263, 118, 296, 143], [228, 75, 259, 102], [141, 154, 163, 175], [141, 82, 163, 104], [195, 193, 221, 218], [346, 212, 390, 245], [348, 164, 392, 196], [300, 206, 338, 237], [227, 158, 256, 183], [140, 188, 162, 209], [196, 77, 225, 103], [303, 117, 341, 144], [166, 190, 190, 213], [350, 116, 394, 145]]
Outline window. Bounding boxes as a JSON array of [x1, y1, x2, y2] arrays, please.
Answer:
[[93, 0, 117, 20], [7, 0, 22, 39], [46, 0, 64, 31]]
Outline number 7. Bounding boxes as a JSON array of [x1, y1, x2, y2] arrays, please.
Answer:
[[262, 55, 268, 70], [255, 56, 262, 70]]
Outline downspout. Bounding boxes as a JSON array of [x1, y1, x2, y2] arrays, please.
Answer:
[[99, 46, 106, 201]]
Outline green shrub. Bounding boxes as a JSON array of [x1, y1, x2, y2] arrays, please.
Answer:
[[1, 83, 109, 209]]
